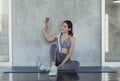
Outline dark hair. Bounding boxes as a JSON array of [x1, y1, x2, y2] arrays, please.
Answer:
[[63, 20, 73, 36]]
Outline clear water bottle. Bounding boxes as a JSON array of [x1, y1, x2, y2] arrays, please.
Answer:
[[36, 57, 41, 70]]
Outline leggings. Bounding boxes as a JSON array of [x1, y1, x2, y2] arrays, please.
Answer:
[[50, 44, 67, 66], [50, 44, 80, 70]]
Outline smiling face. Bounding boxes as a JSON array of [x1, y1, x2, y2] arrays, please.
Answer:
[[60, 22, 71, 33]]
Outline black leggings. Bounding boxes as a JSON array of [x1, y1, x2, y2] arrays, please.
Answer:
[[50, 44, 80, 70]]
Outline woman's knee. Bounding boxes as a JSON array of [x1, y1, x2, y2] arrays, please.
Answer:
[[58, 61, 80, 70], [72, 61, 80, 66], [50, 44, 57, 49]]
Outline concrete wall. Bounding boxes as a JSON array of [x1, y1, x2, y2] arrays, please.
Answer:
[[105, 3, 120, 62], [12, 0, 101, 66], [0, 0, 9, 62]]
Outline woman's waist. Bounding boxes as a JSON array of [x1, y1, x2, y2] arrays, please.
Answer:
[[60, 48, 69, 54]]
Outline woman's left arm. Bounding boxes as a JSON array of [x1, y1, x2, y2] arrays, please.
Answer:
[[59, 36, 75, 67]]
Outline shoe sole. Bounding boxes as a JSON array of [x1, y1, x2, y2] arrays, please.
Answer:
[[49, 73, 57, 76]]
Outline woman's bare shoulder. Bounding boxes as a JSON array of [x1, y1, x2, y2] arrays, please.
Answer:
[[70, 36, 75, 41]]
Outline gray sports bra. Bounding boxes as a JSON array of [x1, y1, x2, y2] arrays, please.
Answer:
[[55, 33, 71, 52]]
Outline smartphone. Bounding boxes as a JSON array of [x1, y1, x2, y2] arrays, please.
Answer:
[[45, 17, 49, 23]]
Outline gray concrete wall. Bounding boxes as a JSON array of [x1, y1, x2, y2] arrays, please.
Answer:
[[105, 3, 120, 62], [0, 0, 9, 62], [12, 0, 101, 66]]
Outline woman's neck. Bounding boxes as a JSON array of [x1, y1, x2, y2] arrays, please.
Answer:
[[62, 32, 68, 37]]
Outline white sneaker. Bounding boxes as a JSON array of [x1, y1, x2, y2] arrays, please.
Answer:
[[49, 66, 57, 76], [39, 65, 50, 71], [49, 75, 57, 81]]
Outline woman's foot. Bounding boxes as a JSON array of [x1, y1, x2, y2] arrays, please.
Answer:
[[39, 65, 50, 71], [49, 66, 57, 76]]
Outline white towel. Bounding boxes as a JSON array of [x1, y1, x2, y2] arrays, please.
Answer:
[[57, 33, 62, 53]]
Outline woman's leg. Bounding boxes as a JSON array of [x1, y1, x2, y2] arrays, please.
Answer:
[[56, 53, 67, 66], [49, 44, 58, 76], [50, 44, 57, 66], [58, 60, 80, 70]]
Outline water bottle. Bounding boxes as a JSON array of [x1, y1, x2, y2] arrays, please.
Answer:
[[36, 57, 41, 70]]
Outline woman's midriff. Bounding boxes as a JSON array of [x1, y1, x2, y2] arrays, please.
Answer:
[[61, 48, 69, 54]]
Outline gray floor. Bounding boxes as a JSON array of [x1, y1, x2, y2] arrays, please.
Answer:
[[0, 67, 120, 81], [0, 72, 120, 81]]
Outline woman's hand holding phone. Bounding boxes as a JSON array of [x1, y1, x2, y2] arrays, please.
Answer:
[[41, 18, 50, 31]]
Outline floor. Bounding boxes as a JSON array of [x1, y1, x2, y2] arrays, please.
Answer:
[[0, 72, 120, 81], [0, 67, 120, 81]]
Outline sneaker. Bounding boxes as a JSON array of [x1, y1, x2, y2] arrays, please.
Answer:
[[49, 75, 57, 81], [39, 65, 50, 71], [49, 66, 57, 76]]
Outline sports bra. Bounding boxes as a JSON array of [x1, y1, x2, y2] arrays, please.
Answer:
[[55, 33, 71, 52]]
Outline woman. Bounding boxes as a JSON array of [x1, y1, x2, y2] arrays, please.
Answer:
[[41, 19, 79, 76]]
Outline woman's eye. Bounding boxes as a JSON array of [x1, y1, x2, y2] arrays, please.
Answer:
[[64, 26, 67, 28]]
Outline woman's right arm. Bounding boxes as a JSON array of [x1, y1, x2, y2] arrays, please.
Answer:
[[41, 21, 57, 42]]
